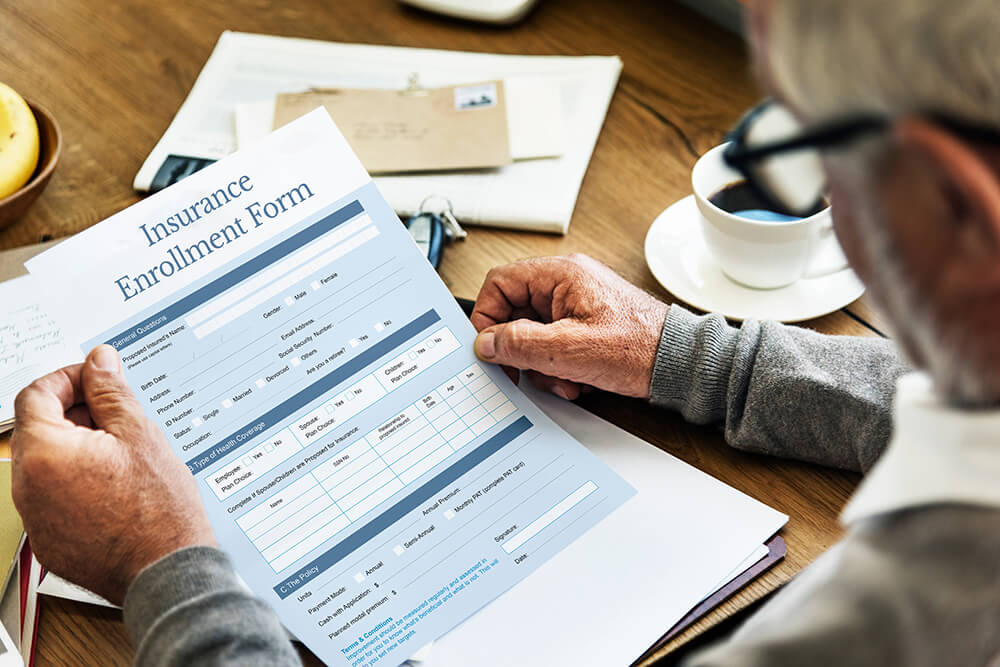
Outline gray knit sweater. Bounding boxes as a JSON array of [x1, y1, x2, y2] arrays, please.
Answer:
[[123, 306, 1000, 666]]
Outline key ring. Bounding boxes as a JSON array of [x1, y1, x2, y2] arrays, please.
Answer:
[[418, 195, 467, 240]]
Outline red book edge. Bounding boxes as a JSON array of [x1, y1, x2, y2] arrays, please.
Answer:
[[18, 541, 40, 667], [17, 542, 29, 639]]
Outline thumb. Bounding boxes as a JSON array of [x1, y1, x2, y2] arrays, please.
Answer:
[[80, 345, 146, 437], [475, 319, 578, 379]]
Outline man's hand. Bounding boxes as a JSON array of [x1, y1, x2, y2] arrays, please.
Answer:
[[11, 345, 216, 605], [471, 254, 669, 400]]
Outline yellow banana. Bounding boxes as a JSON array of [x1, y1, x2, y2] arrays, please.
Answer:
[[0, 82, 40, 200]]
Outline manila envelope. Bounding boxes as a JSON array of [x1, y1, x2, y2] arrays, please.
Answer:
[[273, 81, 512, 174]]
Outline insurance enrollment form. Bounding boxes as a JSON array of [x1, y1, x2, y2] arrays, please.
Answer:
[[27, 110, 633, 666]]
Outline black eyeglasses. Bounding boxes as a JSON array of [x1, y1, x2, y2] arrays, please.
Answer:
[[722, 100, 1000, 218]]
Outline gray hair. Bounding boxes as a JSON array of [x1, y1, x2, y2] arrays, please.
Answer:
[[766, 0, 1000, 126], [765, 0, 1000, 404]]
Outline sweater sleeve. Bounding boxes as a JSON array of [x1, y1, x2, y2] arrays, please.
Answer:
[[649, 305, 909, 471], [123, 546, 301, 667], [683, 506, 1000, 666]]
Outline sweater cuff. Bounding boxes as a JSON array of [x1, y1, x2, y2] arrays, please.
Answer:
[[123, 546, 242, 646], [649, 306, 741, 423]]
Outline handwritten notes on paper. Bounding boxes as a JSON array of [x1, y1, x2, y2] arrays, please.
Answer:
[[0, 276, 77, 428]]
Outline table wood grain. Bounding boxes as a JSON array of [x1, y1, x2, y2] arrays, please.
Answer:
[[0, 1, 881, 664]]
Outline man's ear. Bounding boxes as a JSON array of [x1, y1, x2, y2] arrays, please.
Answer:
[[894, 117, 1000, 266]]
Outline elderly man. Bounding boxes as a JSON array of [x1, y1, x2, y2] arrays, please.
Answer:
[[12, 0, 1000, 664]]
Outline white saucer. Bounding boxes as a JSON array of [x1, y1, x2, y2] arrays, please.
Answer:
[[644, 195, 865, 322]]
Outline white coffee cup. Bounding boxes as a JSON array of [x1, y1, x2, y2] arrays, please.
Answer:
[[692, 142, 847, 289]]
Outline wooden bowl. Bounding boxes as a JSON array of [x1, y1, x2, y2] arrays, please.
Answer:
[[0, 101, 62, 229]]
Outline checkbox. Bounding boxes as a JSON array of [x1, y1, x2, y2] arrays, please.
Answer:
[[350, 339, 359, 348], [345, 392, 355, 401], [374, 322, 385, 332], [409, 351, 418, 360], [264, 443, 275, 452], [353, 572, 365, 583], [222, 399, 232, 409], [284, 296, 294, 306], [242, 456, 253, 466], [427, 339, 436, 349], [444, 509, 455, 520], [192, 417, 203, 427], [326, 404, 336, 414], [393, 545, 404, 556], [311, 281, 321, 291], [256, 379, 266, 388], [291, 357, 301, 367]]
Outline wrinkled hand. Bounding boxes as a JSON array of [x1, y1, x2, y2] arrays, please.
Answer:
[[471, 254, 669, 400], [11, 345, 216, 605]]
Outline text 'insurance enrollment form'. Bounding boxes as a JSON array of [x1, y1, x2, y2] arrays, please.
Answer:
[[27, 110, 633, 666]]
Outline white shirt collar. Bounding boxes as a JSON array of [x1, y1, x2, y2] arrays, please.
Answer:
[[841, 372, 1000, 525]]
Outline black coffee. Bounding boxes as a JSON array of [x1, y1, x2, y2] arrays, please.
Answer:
[[708, 181, 827, 220]]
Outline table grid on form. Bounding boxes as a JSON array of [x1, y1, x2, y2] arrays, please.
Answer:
[[236, 362, 517, 572], [205, 319, 455, 501]]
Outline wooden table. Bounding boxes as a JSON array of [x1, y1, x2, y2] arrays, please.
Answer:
[[0, 1, 884, 664]]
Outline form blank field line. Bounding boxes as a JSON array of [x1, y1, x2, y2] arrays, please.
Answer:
[[187, 309, 442, 474], [502, 481, 598, 554], [396, 462, 579, 590], [309, 514, 424, 594], [186, 214, 374, 328], [532, 496, 607, 555], [191, 260, 403, 408], [316, 267, 406, 322], [272, 416, 531, 597], [389, 457, 571, 587], [193, 225, 381, 339], [338, 279, 411, 324], [174, 257, 396, 378], [309, 432, 544, 593]]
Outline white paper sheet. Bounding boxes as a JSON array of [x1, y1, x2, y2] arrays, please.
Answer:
[[703, 543, 769, 604], [36, 573, 115, 609], [134, 32, 619, 233], [0, 276, 80, 430], [20, 553, 39, 665], [426, 385, 787, 666], [504, 77, 564, 160]]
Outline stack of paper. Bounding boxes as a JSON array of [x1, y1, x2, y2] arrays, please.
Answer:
[[134, 31, 622, 233]]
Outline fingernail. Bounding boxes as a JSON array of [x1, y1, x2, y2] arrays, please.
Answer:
[[553, 386, 571, 400], [91, 344, 120, 372], [476, 332, 496, 359]]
